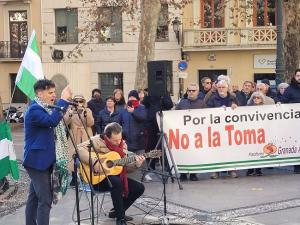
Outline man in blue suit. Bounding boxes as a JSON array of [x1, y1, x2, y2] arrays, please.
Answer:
[[23, 79, 72, 225]]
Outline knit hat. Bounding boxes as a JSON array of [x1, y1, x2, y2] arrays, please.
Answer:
[[261, 79, 270, 86], [128, 90, 139, 100], [73, 94, 85, 102]]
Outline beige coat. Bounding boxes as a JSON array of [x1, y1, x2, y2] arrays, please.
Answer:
[[64, 106, 94, 171]]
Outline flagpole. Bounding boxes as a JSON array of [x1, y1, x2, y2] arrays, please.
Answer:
[[5, 85, 17, 122]]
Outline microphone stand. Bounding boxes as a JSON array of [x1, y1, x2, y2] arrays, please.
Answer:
[[60, 114, 82, 225], [156, 96, 183, 225], [71, 104, 112, 225]]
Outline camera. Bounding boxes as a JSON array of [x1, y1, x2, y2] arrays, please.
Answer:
[[127, 100, 133, 107]]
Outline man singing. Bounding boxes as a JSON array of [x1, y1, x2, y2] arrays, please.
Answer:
[[78, 122, 145, 225], [23, 79, 72, 225]]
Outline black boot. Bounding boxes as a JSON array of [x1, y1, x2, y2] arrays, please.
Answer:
[[190, 174, 198, 181], [180, 173, 188, 181], [109, 209, 133, 221], [70, 172, 76, 187], [116, 219, 127, 225]]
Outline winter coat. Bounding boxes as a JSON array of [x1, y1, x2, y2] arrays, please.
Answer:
[[142, 95, 173, 150], [236, 91, 252, 106], [115, 99, 126, 112], [198, 90, 209, 100], [98, 107, 121, 134], [87, 97, 105, 134], [176, 97, 204, 110], [23, 99, 69, 170], [120, 104, 147, 152], [206, 92, 238, 108], [64, 106, 94, 171], [280, 78, 300, 103]]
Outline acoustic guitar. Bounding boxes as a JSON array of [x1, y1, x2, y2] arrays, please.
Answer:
[[80, 150, 161, 185]]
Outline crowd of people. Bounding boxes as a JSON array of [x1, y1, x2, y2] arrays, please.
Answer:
[[22, 68, 300, 225]]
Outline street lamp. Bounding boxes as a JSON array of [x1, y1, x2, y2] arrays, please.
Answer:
[[172, 17, 180, 44], [275, 0, 285, 83]]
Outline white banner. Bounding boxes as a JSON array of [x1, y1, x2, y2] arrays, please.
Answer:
[[162, 103, 300, 173]]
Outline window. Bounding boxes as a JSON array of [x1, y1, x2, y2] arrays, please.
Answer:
[[55, 8, 78, 43], [97, 7, 122, 43], [98, 73, 123, 98], [9, 11, 28, 58], [201, 0, 225, 28], [156, 4, 169, 41], [253, 0, 276, 26]]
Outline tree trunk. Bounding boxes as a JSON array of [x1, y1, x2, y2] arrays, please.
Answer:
[[283, 0, 300, 81], [134, 0, 161, 90]]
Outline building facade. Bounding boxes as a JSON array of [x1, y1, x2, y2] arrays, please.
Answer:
[[0, 0, 42, 104], [182, 0, 277, 90], [41, 0, 182, 100]]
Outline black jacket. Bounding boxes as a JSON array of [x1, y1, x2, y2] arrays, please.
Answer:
[[98, 107, 121, 134], [87, 98, 105, 120], [236, 91, 252, 106], [280, 78, 300, 103]]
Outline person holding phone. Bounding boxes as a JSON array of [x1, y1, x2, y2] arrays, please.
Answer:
[[119, 90, 147, 153]]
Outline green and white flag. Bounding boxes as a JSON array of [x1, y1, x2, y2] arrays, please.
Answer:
[[0, 121, 19, 180], [15, 30, 44, 100]]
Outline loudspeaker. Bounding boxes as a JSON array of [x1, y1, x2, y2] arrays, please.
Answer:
[[147, 60, 173, 96]]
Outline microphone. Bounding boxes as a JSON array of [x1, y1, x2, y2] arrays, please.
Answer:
[[46, 104, 65, 111]]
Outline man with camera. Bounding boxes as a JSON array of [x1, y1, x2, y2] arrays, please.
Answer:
[[64, 95, 94, 185]]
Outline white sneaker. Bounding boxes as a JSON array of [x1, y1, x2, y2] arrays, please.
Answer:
[[144, 174, 153, 182]]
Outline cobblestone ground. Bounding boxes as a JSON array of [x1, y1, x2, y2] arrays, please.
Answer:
[[0, 166, 29, 217], [133, 196, 262, 225]]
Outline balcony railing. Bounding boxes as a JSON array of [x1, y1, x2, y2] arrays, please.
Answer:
[[0, 41, 28, 59], [183, 26, 276, 50]]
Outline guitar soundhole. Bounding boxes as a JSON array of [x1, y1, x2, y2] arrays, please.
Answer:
[[106, 160, 114, 168]]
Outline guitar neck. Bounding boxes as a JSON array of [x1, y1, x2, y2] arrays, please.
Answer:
[[113, 152, 151, 167]]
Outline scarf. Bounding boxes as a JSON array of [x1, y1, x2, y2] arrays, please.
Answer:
[[131, 100, 140, 109], [34, 97, 69, 204], [103, 135, 128, 197]]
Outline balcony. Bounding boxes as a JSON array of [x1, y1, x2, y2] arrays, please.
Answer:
[[0, 41, 27, 61], [182, 26, 276, 51]]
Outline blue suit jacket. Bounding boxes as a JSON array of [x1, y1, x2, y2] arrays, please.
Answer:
[[23, 99, 69, 170]]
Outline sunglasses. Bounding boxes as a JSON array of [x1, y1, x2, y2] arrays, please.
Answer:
[[204, 82, 212, 84], [187, 89, 197, 92], [74, 100, 84, 103]]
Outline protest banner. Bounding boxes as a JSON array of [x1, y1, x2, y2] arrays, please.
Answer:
[[162, 103, 300, 173]]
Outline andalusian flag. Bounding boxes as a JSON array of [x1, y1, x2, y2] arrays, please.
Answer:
[[15, 30, 44, 100], [0, 121, 19, 180]]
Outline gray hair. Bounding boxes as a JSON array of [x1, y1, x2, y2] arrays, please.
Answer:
[[104, 122, 122, 138], [216, 79, 229, 88], [188, 83, 199, 90], [277, 82, 289, 91], [256, 83, 266, 89], [217, 75, 230, 85], [201, 77, 211, 84], [248, 91, 265, 105]]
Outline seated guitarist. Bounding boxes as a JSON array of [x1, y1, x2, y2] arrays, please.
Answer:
[[77, 122, 145, 225]]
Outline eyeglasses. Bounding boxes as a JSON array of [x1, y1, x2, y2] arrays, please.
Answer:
[[187, 89, 197, 93], [204, 82, 212, 84], [253, 96, 262, 99]]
